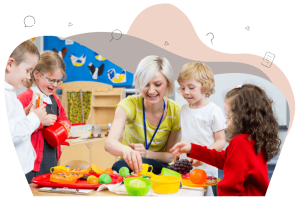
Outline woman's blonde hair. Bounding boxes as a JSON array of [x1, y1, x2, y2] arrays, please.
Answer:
[[134, 55, 174, 97], [10, 40, 40, 65], [25, 50, 67, 88], [177, 61, 215, 97]]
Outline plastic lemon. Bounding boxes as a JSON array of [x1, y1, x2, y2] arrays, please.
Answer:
[[99, 174, 112, 184], [129, 179, 146, 188]]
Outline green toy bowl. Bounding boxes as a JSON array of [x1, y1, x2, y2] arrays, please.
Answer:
[[124, 177, 152, 196], [161, 168, 182, 178]]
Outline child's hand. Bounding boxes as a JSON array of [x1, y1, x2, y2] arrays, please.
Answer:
[[42, 114, 57, 126], [129, 143, 147, 158], [60, 121, 71, 130], [33, 104, 47, 122], [170, 142, 192, 162], [189, 158, 203, 167], [24, 102, 33, 116]]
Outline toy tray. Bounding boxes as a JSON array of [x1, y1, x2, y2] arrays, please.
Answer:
[[32, 173, 123, 189], [182, 178, 220, 187]]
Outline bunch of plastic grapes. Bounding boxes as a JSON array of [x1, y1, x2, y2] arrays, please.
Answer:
[[167, 159, 193, 174]]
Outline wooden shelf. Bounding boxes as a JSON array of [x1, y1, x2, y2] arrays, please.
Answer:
[[93, 105, 116, 108]]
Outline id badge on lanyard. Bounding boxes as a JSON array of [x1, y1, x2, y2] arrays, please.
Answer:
[[143, 98, 166, 150]]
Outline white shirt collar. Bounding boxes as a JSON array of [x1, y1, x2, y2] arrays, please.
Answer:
[[30, 85, 52, 104], [5, 82, 15, 91]]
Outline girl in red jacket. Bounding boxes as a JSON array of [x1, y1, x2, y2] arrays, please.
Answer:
[[18, 51, 71, 184], [170, 84, 281, 196]]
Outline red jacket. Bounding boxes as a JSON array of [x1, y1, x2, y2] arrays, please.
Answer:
[[17, 89, 71, 172], [188, 134, 269, 196]]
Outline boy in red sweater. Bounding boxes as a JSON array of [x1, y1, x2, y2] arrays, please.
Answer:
[[171, 84, 281, 196]]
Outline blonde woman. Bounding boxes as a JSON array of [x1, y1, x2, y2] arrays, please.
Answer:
[[105, 56, 181, 174]]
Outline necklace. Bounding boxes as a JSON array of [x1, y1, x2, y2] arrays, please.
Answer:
[[143, 98, 165, 150]]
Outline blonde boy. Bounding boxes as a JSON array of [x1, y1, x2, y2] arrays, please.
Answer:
[[177, 61, 226, 196]]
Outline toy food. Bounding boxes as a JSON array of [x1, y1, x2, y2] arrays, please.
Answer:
[[87, 164, 103, 174], [190, 169, 207, 184], [49, 169, 78, 183], [129, 179, 146, 188], [88, 177, 99, 184], [99, 174, 112, 184], [87, 175, 97, 183], [119, 167, 130, 177], [103, 168, 113, 174], [167, 159, 193, 175], [32, 91, 43, 108], [206, 176, 217, 184]]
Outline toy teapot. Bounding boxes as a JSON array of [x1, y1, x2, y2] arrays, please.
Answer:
[[43, 120, 70, 147]]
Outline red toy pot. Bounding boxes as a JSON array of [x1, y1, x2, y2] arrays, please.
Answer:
[[43, 122, 69, 147]]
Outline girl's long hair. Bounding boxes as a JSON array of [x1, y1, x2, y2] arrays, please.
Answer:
[[225, 84, 281, 161]]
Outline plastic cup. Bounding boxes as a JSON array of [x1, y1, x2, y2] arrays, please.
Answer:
[[124, 177, 152, 196]]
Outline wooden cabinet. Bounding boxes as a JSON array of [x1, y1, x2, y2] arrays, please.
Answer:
[[86, 87, 125, 130]]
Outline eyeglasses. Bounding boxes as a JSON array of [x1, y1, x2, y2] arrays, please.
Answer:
[[40, 72, 64, 85]]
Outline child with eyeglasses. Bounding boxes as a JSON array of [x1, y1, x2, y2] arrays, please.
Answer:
[[17, 50, 71, 184]]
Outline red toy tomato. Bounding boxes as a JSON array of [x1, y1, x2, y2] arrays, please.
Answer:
[[190, 169, 207, 184]]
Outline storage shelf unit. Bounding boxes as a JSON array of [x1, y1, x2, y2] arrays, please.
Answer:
[[86, 87, 125, 129]]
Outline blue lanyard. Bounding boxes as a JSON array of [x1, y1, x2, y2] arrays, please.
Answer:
[[143, 98, 166, 150]]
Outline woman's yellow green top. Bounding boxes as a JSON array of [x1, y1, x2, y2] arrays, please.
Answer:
[[117, 94, 181, 152]]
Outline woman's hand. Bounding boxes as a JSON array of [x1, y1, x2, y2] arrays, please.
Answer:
[[170, 142, 192, 162], [129, 143, 147, 158], [189, 158, 203, 167], [123, 146, 143, 173], [42, 114, 57, 126]]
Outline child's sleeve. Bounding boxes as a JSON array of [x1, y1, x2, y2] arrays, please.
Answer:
[[116, 97, 136, 120], [6, 96, 40, 145], [213, 138, 255, 196], [211, 107, 226, 132], [187, 143, 227, 170]]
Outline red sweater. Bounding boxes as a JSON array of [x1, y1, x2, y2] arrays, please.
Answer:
[[17, 89, 71, 172], [188, 134, 269, 196]]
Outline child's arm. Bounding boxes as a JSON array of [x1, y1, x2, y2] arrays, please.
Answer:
[[6, 97, 41, 145], [189, 139, 255, 196], [209, 129, 225, 151]]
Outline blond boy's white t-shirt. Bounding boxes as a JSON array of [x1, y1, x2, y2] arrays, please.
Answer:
[[180, 102, 226, 178]]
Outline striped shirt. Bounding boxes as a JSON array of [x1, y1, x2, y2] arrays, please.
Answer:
[[117, 95, 181, 152]]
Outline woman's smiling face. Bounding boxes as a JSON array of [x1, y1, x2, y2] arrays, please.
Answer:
[[141, 71, 168, 104]]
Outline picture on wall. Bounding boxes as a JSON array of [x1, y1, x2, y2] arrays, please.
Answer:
[[44, 36, 134, 87]]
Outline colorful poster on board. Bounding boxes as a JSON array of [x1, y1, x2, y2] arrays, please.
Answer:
[[43, 36, 134, 87]]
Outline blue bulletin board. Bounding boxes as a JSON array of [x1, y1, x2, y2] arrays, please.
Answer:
[[43, 36, 134, 87]]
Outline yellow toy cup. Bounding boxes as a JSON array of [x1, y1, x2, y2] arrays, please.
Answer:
[[137, 164, 153, 175], [50, 166, 67, 173]]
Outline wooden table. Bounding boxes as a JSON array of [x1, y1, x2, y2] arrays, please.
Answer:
[[30, 183, 126, 196], [30, 183, 206, 196]]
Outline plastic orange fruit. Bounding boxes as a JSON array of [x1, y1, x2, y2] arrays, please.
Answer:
[[87, 175, 97, 183], [88, 177, 99, 184], [103, 168, 113, 174], [190, 169, 207, 184]]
